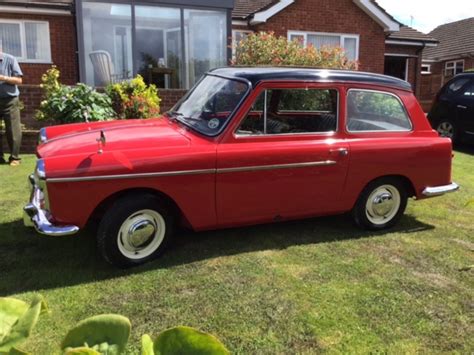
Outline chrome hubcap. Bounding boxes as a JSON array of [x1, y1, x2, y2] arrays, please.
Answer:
[[372, 192, 394, 217], [128, 220, 156, 248], [366, 185, 401, 225], [437, 122, 454, 138], [117, 209, 166, 259]]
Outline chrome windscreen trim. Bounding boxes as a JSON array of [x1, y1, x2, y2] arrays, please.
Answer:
[[46, 168, 217, 183], [217, 160, 337, 174]]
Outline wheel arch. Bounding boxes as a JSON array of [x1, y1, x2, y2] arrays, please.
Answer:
[[87, 187, 190, 230], [353, 174, 416, 208]]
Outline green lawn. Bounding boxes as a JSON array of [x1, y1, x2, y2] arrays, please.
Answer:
[[0, 151, 473, 354]]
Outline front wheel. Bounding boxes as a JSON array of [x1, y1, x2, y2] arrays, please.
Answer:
[[352, 178, 407, 230], [97, 194, 174, 268]]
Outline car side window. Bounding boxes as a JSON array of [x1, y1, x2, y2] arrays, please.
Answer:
[[446, 78, 470, 95], [236, 88, 338, 135], [346, 90, 412, 132], [461, 81, 474, 98]]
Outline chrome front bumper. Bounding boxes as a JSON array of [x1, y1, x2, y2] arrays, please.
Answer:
[[422, 182, 459, 197], [23, 174, 79, 236]]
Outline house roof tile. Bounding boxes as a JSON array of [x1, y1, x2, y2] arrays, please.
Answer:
[[388, 26, 438, 43], [423, 17, 474, 61], [232, 0, 277, 20]]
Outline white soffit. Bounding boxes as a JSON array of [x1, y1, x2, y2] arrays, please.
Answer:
[[353, 0, 399, 32], [0, 6, 71, 15], [250, 0, 295, 25]]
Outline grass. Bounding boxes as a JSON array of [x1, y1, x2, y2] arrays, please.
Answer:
[[0, 149, 473, 354]]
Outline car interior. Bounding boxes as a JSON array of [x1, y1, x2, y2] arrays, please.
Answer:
[[237, 89, 338, 135]]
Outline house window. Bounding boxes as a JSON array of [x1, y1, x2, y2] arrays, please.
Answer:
[[232, 30, 253, 57], [421, 64, 431, 74], [0, 20, 51, 62], [80, 1, 227, 89], [288, 31, 359, 61], [445, 60, 464, 77]]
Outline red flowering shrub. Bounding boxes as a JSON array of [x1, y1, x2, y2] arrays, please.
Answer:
[[233, 32, 358, 70]]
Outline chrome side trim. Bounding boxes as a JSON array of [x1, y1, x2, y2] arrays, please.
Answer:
[[422, 182, 459, 197], [46, 160, 337, 183], [47, 168, 217, 183], [217, 160, 337, 173]]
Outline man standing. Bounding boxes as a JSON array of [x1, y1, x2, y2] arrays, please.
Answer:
[[0, 49, 23, 166]]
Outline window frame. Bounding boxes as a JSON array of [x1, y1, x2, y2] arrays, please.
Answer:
[[445, 59, 464, 77], [234, 86, 340, 138], [345, 88, 413, 134], [287, 30, 359, 60], [0, 19, 52, 63], [232, 29, 253, 58], [421, 64, 431, 75]]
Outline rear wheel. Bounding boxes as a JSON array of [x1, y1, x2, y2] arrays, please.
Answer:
[[97, 194, 174, 268], [436, 120, 458, 143], [352, 177, 407, 230]]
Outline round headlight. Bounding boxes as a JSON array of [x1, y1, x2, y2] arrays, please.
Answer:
[[35, 159, 46, 179], [38, 127, 48, 144]]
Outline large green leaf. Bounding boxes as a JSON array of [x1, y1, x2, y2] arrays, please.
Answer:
[[143, 326, 229, 355], [140, 335, 154, 355], [0, 295, 47, 353], [61, 314, 131, 355]]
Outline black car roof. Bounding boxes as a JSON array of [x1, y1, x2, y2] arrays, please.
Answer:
[[209, 67, 413, 91]]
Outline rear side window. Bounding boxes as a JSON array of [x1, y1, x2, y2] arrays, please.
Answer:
[[346, 90, 412, 132]]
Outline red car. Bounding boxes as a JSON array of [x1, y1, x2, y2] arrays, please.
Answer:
[[24, 67, 459, 267]]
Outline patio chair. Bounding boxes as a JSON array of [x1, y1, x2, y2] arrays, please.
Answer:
[[89, 50, 124, 86]]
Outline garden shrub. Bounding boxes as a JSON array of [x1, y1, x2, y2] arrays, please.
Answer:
[[36, 66, 115, 124], [106, 76, 161, 119], [233, 32, 358, 70]]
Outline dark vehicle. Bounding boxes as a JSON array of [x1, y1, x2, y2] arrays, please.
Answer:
[[428, 72, 474, 143]]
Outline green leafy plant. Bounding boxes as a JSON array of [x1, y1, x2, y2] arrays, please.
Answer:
[[0, 295, 47, 354], [106, 76, 161, 119], [233, 31, 358, 69], [35, 66, 115, 124], [61, 314, 131, 355], [141, 326, 229, 355]]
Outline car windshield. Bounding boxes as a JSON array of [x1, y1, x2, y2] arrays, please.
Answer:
[[167, 75, 249, 136]]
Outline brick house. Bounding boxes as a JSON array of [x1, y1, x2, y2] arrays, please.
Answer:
[[1, 0, 233, 133], [232, 0, 438, 99], [1, 0, 438, 143], [420, 17, 474, 107]]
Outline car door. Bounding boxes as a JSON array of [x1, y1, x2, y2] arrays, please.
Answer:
[[215, 83, 350, 227], [457, 80, 474, 136]]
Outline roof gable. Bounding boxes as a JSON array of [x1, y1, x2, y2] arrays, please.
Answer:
[[233, 0, 400, 32], [423, 17, 474, 61]]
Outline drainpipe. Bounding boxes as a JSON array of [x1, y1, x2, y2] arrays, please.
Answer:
[[414, 43, 426, 98]]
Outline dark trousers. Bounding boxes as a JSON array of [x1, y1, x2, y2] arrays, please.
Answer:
[[0, 96, 22, 161]]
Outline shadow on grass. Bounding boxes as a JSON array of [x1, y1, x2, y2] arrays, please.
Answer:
[[0, 213, 434, 296], [454, 143, 474, 155]]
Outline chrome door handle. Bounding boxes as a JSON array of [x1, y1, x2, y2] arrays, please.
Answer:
[[457, 105, 467, 109], [330, 148, 349, 156]]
